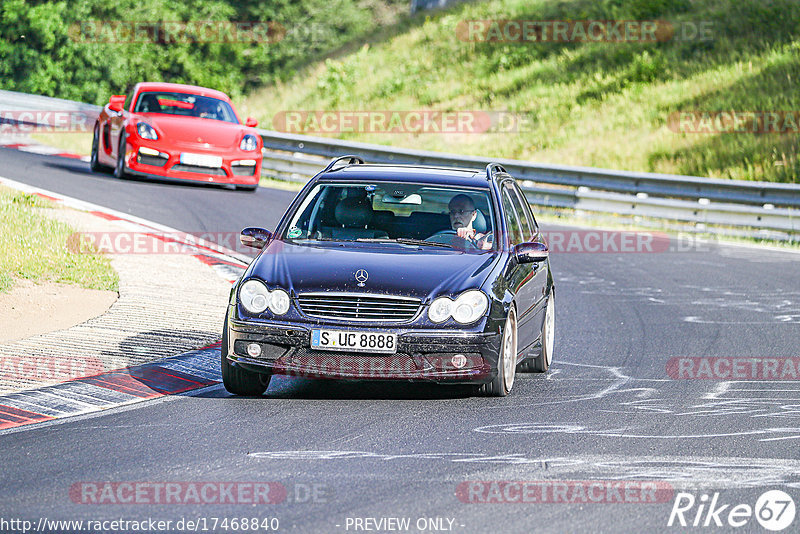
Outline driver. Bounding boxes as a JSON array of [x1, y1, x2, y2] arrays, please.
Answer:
[[195, 99, 217, 119], [447, 194, 492, 250]]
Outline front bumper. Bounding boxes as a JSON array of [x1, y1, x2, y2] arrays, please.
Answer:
[[125, 139, 261, 187], [226, 316, 501, 384]]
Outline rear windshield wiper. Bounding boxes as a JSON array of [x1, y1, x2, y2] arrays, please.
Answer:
[[356, 237, 453, 248]]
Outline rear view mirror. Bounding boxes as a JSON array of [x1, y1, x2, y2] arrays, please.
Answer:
[[514, 242, 548, 263], [108, 95, 126, 113], [240, 227, 272, 249], [245, 117, 258, 127]]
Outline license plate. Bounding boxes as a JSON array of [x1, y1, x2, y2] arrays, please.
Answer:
[[180, 152, 222, 168], [310, 329, 397, 354]]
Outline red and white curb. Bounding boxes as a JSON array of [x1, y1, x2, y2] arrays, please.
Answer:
[[0, 175, 250, 283], [0, 177, 252, 429], [0, 342, 222, 432], [0, 138, 89, 161]]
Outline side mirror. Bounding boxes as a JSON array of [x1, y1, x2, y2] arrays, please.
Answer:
[[514, 242, 548, 263], [108, 95, 126, 113], [240, 227, 272, 249], [245, 117, 258, 127]]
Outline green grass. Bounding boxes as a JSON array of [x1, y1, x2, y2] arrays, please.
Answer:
[[0, 188, 119, 293], [243, 0, 800, 183]]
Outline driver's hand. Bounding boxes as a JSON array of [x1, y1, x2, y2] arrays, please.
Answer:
[[456, 227, 475, 240]]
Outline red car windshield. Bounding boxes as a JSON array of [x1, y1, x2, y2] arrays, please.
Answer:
[[133, 91, 238, 124]]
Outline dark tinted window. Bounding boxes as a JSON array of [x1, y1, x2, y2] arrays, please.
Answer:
[[510, 184, 537, 238], [133, 92, 238, 123], [501, 188, 523, 245], [507, 186, 532, 240], [515, 185, 539, 232]]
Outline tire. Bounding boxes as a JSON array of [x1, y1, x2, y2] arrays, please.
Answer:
[[519, 292, 555, 373], [480, 305, 517, 397], [89, 124, 111, 173], [114, 132, 128, 179], [221, 314, 271, 396]]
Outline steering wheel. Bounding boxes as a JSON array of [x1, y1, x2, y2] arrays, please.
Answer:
[[425, 229, 477, 249]]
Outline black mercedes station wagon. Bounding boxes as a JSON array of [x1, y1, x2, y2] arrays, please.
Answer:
[[223, 156, 555, 396]]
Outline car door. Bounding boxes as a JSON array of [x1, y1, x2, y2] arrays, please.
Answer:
[[509, 182, 549, 352], [500, 181, 540, 355]]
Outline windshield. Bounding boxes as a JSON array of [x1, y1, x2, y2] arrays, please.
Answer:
[[133, 91, 239, 124], [282, 181, 496, 251]]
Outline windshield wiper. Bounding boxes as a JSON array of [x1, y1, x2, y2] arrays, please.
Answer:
[[296, 237, 348, 242], [356, 237, 453, 248]]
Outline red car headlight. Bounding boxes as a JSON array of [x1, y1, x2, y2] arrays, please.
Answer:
[[137, 122, 158, 140], [239, 134, 258, 151]]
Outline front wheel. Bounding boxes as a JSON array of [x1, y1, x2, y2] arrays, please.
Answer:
[[90, 124, 111, 173], [480, 305, 517, 397], [221, 315, 271, 396], [114, 132, 128, 179]]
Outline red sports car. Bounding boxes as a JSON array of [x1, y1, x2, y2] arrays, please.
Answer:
[[90, 82, 262, 191]]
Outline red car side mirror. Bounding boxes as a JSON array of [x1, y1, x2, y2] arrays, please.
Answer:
[[245, 117, 258, 127], [108, 95, 126, 113]]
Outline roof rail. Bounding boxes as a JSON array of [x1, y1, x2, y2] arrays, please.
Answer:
[[485, 162, 507, 180], [323, 155, 365, 173]]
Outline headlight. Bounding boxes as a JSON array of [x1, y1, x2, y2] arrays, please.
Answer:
[[428, 297, 453, 323], [428, 290, 488, 324], [137, 122, 158, 140], [452, 290, 489, 324], [240, 280, 269, 314], [240, 134, 258, 151], [269, 289, 290, 315], [239, 280, 291, 315]]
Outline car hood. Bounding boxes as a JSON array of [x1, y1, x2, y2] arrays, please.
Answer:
[[135, 114, 244, 147], [249, 241, 501, 300]]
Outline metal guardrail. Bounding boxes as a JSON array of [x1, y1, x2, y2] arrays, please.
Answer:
[[256, 129, 800, 234], [0, 89, 102, 114]]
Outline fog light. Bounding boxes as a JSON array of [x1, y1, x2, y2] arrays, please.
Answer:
[[452, 354, 467, 369], [246, 343, 262, 357]]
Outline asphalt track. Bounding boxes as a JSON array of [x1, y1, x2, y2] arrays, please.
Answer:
[[1, 146, 800, 533]]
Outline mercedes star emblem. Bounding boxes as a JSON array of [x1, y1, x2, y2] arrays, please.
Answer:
[[355, 269, 369, 287]]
